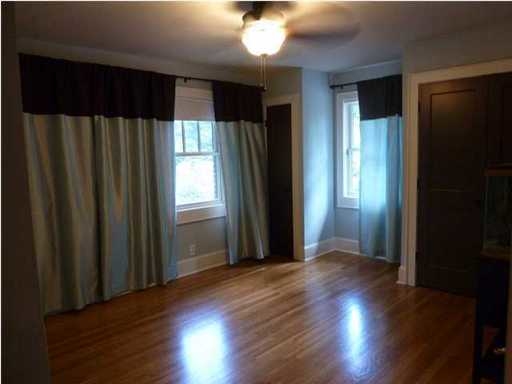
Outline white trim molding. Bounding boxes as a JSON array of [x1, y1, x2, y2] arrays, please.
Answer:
[[304, 237, 361, 261], [333, 237, 360, 255], [177, 203, 226, 225], [401, 58, 512, 287], [304, 238, 337, 261], [263, 93, 305, 262], [335, 90, 360, 209], [177, 249, 227, 277]]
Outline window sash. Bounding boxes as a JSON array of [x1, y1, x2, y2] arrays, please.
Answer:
[[336, 91, 360, 209], [175, 120, 217, 155], [174, 120, 223, 209]]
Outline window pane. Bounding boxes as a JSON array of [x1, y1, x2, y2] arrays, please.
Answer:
[[174, 121, 183, 153], [348, 149, 360, 197], [183, 121, 199, 152], [176, 155, 218, 205], [350, 103, 360, 149], [199, 122, 214, 152]]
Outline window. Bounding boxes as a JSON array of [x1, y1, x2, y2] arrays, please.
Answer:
[[174, 86, 225, 224], [336, 91, 360, 209]]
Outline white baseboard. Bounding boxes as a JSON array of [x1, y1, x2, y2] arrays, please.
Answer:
[[333, 237, 361, 255], [304, 237, 361, 261], [304, 238, 336, 261], [304, 237, 408, 286], [397, 265, 408, 285], [177, 249, 227, 278]]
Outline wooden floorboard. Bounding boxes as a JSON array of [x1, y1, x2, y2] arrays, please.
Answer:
[[45, 252, 475, 384]]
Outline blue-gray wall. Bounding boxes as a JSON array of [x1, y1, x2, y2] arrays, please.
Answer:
[[302, 69, 335, 246], [176, 217, 227, 259]]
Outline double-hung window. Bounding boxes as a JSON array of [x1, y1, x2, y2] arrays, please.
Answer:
[[336, 91, 360, 209], [174, 86, 225, 224]]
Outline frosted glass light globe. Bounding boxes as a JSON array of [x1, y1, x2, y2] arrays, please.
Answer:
[[242, 19, 286, 56]]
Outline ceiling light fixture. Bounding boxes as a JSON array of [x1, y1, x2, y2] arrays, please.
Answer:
[[242, 19, 286, 57], [241, 5, 287, 90]]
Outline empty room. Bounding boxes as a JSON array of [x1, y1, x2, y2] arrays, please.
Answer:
[[2, 1, 512, 383]]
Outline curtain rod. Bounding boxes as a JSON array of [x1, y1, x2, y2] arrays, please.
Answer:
[[176, 75, 265, 91], [176, 75, 213, 84], [329, 81, 357, 90]]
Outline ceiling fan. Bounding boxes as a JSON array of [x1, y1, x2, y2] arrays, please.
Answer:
[[233, 1, 360, 89]]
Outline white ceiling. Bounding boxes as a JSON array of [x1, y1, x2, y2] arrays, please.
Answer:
[[15, 1, 512, 73]]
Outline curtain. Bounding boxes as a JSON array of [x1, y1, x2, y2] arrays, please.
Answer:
[[357, 75, 403, 262], [20, 54, 177, 313], [212, 81, 269, 264]]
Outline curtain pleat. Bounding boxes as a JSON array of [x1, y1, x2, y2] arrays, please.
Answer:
[[359, 116, 402, 262], [94, 117, 176, 299], [24, 114, 100, 313], [217, 121, 269, 263]]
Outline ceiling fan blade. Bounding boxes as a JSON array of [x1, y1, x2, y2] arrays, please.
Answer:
[[285, 3, 358, 42], [289, 23, 360, 47]]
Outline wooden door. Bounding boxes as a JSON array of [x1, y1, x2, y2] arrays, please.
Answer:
[[266, 104, 293, 258], [417, 77, 488, 295], [487, 72, 512, 165]]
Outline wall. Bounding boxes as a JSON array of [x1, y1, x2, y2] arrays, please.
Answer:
[[16, 38, 259, 262], [301, 69, 335, 247], [329, 60, 402, 87], [403, 20, 512, 74], [1, 4, 51, 383], [330, 61, 402, 241], [265, 67, 303, 98]]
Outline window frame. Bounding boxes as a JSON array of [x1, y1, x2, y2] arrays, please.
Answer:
[[174, 86, 225, 224], [336, 90, 360, 209]]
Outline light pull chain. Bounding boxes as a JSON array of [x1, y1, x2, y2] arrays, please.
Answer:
[[259, 54, 268, 91]]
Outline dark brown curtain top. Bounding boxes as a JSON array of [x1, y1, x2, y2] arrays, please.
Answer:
[[19, 54, 176, 121], [357, 75, 402, 121], [212, 81, 263, 123]]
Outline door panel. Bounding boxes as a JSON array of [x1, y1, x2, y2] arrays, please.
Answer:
[[418, 77, 488, 295], [487, 72, 512, 165], [266, 104, 293, 258]]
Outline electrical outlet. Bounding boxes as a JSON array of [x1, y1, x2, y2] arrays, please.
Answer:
[[188, 244, 196, 257]]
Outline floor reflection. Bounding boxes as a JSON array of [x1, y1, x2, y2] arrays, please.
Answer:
[[342, 299, 368, 376], [181, 315, 230, 383]]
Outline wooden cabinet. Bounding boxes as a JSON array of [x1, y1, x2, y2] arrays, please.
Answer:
[[473, 253, 510, 383]]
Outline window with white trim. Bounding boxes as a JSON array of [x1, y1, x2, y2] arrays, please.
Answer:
[[336, 91, 360, 209], [174, 86, 225, 223]]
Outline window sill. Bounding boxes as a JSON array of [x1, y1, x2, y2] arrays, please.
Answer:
[[337, 205, 359, 210], [336, 197, 359, 210], [177, 203, 226, 225]]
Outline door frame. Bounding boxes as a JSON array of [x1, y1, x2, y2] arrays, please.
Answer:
[[263, 94, 304, 261], [401, 58, 512, 286]]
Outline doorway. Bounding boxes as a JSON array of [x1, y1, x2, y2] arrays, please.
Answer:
[[266, 103, 294, 258]]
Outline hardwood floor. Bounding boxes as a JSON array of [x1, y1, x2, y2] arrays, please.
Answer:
[[45, 252, 475, 384]]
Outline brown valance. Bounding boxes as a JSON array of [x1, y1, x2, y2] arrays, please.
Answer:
[[19, 54, 175, 121], [212, 81, 263, 123], [357, 75, 402, 121]]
